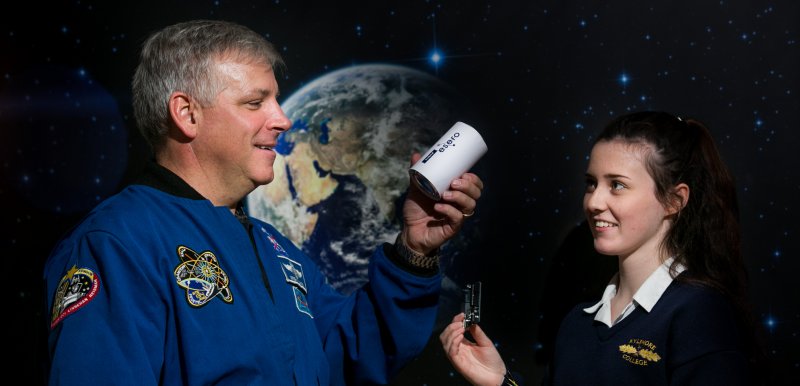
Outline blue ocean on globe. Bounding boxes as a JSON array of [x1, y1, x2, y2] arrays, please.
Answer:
[[246, 63, 484, 326]]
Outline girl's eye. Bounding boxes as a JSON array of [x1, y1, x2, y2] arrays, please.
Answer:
[[611, 181, 626, 190], [584, 179, 597, 192]]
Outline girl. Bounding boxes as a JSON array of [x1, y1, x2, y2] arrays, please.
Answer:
[[440, 111, 764, 385]]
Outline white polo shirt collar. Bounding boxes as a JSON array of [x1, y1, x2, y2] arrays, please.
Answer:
[[583, 257, 686, 327]]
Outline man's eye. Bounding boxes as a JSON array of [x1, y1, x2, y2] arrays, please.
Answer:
[[248, 101, 263, 108]]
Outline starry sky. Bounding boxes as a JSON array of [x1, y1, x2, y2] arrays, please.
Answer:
[[2, 1, 798, 385]]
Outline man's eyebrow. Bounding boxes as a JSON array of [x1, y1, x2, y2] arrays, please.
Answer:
[[249, 89, 270, 97]]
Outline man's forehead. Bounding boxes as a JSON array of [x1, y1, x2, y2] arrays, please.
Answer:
[[212, 60, 278, 92]]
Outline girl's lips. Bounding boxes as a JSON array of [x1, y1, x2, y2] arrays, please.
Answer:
[[592, 220, 618, 232]]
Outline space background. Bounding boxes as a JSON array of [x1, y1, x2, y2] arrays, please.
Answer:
[[2, 1, 798, 384]]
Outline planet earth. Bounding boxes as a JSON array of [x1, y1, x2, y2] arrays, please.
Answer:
[[245, 63, 484, 326]]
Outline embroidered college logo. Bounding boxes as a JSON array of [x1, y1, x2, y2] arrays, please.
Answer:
[[174, 245, 233, 307], [50, 266, 100, 329], [619, 338, 662, 366]]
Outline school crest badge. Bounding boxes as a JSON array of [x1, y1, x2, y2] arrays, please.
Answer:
[[619, 338, 662, 366]]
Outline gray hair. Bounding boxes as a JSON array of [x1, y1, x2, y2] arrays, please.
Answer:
[[132, 20, 284, 151]]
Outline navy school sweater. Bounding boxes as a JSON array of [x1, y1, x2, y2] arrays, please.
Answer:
[[544, 275, 752, 386]]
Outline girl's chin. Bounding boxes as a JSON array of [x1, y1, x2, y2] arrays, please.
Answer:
[[592, 242, 618, 256]]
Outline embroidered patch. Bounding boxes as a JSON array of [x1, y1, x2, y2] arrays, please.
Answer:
[[293, 286, 313, 318], [278, 256, 307, 294], [174, 245, 233, 307], [277, 255, 312, 317], [619, 338, 661, 366], [50, 266, 100, 329], [260, 229, 312, 318], [262, 228, 287, 253]]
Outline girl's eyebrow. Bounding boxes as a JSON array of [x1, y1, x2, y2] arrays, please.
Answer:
[[584, 173, 630, 180]]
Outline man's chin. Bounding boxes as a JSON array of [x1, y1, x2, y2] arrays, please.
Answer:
[[256, 177, 274, 186], [251, 172, 274, 187]]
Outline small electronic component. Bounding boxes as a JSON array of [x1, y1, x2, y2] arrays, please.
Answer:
[[462, 281, 482, 328]]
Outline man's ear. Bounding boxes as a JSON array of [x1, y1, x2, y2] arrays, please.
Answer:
[[667, 183, 690, 215], [168, 91, 199, 140]]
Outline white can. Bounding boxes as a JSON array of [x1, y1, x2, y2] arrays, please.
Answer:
[[409, 121, 488, 201]]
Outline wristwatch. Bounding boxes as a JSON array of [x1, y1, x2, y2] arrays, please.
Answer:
[[394, 232, 439, 270]]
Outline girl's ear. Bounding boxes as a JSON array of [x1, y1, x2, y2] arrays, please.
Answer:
[[667, 183, 690, 215]]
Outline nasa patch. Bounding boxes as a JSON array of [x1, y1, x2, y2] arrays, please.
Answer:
[[50, 266, 100, 329]]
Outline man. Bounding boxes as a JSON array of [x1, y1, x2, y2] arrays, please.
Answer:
[[44, 20, 483, 385]]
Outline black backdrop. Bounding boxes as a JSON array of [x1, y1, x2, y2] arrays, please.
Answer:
[[3, 1, 798, 385]]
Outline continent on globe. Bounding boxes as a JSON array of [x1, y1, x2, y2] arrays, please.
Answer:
[[246, 63, 484, 327]]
